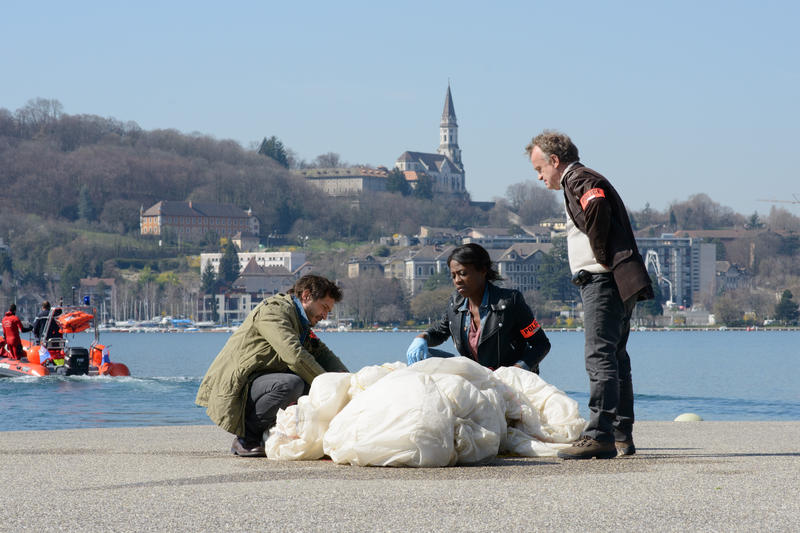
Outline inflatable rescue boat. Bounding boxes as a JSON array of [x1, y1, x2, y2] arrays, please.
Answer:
[[0, 305, 130, 378]]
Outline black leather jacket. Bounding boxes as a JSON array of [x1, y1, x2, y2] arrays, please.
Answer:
[[424, 282, 550, 371]]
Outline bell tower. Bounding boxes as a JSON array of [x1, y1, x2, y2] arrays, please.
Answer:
[[437, 84, 461, 168]]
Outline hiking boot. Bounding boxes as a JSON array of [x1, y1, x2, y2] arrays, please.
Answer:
[[557, 436, 617, 460], [616, 440, 636, 456], [231, 437, 265, 457]]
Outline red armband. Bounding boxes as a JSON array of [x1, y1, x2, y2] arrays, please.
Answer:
[[520, 319, 541, 339], [580, 188, 606, 210]]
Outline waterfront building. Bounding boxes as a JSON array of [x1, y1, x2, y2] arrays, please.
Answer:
[[232, 258, 295, 295], [403, 245, 455, 295], [347, 255, 384, 278], [490, 243, 553, 294], [140, 201, 259, 241], [716, 261, 752, 292], [636, 234, 716, 307], [349, 240, 555, 296], [395, 85, 466, 196], [198, 259, 301, 324], [199, 250, 306, 277], [381, 254, 406, 282]]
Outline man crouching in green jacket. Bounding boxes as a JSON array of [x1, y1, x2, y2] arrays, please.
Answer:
[[196, 274, 349, 457]]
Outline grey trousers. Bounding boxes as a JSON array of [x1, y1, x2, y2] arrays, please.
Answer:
[[243, 372, 306, 443], [580, 274, 637, 443]]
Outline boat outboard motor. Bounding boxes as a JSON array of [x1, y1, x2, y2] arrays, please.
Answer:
[[65, 347, 90, 375]]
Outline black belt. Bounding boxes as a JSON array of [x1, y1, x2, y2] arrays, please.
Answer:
[[571, 270, 612, 287]]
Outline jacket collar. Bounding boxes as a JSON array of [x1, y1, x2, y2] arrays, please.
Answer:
[[560, 161, 583, 188], [453, 282, 503, 313], [456, 282, 491, 313]]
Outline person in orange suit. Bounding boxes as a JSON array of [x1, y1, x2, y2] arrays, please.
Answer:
[[2, 304, 32, 360]]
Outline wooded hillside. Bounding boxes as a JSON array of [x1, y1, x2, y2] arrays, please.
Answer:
[[0, 99, 493, 240]]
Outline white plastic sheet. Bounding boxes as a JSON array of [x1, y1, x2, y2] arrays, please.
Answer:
[[265, 357, 585, 467]]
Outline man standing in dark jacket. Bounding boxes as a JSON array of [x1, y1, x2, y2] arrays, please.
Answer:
[[32, 301, 61, 343], [527, 131, 653, 459]]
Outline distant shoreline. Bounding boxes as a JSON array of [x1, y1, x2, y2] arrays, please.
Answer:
[[95, 326, 800, 334]]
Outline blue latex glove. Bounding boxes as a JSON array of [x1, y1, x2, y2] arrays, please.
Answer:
[[406, 337, 429, 365]]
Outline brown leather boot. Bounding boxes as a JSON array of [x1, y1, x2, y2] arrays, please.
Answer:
[[557, 435, 617, 460], [616, 440, 636, 456]]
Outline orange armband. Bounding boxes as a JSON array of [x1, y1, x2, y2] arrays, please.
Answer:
[[580, 188, 606, 209], [520, 319, 541, 338]]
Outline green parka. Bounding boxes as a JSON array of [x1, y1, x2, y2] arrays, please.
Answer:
[[195, 293, 348, 436]]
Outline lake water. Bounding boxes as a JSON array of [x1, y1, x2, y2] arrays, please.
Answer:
[[1, 330, 798, 431]]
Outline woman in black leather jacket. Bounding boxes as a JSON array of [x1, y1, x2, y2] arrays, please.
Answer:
[[406, 243, 550, 373]]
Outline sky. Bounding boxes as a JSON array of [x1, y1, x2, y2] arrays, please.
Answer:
[[3, 1, 799, 216]]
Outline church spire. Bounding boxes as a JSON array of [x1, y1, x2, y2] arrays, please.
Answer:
[[441, 84, 457, 125], [438, 84, 461, 167]]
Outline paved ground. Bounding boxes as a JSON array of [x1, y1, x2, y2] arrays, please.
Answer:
[[1, 421, 798, 532]]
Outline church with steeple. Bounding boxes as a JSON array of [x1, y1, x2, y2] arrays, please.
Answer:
[[395, 85, 466, 196]]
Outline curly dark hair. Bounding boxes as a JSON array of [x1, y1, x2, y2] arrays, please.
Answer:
[[525, 130, 579, 164], [447, 243, 501, 281], [288, 274, 343, 302]]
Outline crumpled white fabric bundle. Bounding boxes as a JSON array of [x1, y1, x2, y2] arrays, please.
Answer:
[[265, 357, 585, 467]]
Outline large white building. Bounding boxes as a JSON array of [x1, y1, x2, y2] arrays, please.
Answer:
[[200, 251, 307, 277], [636, 234, 716, 308], [395, 85, 466, 196]]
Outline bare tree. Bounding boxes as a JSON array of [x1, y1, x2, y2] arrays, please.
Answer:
[[15, 98, 63, 137], [766, 206, 800, 232], [505, 180, 560, 225], [410, 287, 452, 324], [313, 152, 344, 168]]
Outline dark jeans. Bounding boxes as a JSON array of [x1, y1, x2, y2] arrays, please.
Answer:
[[580, 274, 637, 443], [243, 372, 306, 443]]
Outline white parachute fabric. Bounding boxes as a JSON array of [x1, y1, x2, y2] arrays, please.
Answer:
[[265, 356, 586, 466], [324, 357, 508, 467], [263, 362, 404, 460], [263, 372, 351, 460], [493, 365, 585, 457], [493, 366, 585, 443]]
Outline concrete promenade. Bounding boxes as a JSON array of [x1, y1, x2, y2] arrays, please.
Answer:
[[1, 421, 798, 532]]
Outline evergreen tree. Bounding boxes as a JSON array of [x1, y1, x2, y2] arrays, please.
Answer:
[[78, 184, 96, 221], [385, 168, 411, 196], [774, 289, 799, 325], [413, 175, 434, 199], [746, 212, 764, 230], [669, 209, 677, 229], [59, 263, 82, 303], [257, 136, 289, 168], [201, 262, 217, 294], [218, 240, 240, 284], [537, 237, 578, 302]]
